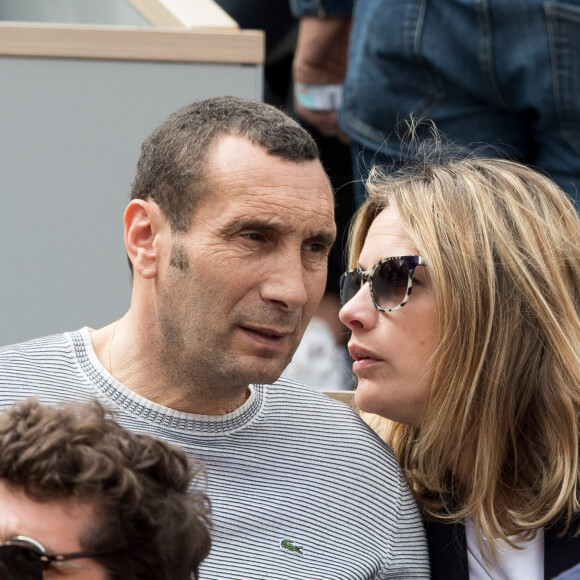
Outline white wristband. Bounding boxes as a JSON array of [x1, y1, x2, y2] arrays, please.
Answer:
[[295, 83, 343, 111]]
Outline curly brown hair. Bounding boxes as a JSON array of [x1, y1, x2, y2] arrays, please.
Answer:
[[0, 398, 211, 579]]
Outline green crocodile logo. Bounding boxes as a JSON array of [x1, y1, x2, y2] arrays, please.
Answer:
[[280, 539, 304, 555]]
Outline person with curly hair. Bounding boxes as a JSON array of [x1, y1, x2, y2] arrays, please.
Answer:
[[0, 399, 211, 580]]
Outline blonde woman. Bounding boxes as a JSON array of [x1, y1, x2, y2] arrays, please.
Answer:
[[339, 154, 580, 579]]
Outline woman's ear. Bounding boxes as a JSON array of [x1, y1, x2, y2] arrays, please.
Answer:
[[124, 199, 166, 279]]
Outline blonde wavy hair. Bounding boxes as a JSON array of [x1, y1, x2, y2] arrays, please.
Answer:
[[348, 153, 580, 558]]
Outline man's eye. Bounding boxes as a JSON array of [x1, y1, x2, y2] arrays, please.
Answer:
[[241, 232, 265, 242], [304, 243, 327, 254]]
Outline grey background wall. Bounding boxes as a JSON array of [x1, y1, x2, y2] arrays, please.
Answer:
[[0, 7, 263, 346], [0, 0, 150, 25]]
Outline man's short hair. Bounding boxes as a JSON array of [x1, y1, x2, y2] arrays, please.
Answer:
[[0, 399, 211, 580], [130, 96, 321, 233]]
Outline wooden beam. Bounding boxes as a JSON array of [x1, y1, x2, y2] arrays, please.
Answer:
[[126, 0, 239, 29], [0, 23, 264, 64], [323, 390, 357, 411]]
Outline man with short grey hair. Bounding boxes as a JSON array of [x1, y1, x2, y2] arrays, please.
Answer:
[[0, 96, 429, 578]]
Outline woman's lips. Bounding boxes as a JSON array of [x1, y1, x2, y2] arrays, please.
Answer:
[[348, 342, 383, 373], [348, 342, 381, 362]]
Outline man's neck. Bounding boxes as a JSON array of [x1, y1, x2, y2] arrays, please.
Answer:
[[89, 317, 250, 415]]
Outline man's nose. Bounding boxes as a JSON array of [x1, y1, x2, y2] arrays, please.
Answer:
[[260, 257, 309, 311]]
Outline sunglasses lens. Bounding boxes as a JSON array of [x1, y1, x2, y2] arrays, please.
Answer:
[[0, 546, 42, 580], [339, 270, 362, 306], [373, 259, 410, 310]]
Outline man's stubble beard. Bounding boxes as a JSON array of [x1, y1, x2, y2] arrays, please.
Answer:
[[156, 296, 303, 400], [160, 242, 305, 396]]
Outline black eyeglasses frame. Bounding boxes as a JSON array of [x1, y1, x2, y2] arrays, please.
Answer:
[[0, 536, 118, 579]]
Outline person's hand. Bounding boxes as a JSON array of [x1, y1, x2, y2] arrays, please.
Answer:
[[293, 16, 352, 143]]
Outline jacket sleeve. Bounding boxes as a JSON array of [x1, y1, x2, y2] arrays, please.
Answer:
[[289, 0, 353, 18]]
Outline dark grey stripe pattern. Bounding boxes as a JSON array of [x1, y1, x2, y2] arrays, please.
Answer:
[[0, 329, 430, 579]]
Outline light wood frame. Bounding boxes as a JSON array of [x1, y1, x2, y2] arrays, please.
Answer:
[[323, 390, 357, 411], [0, 0, 264, 64], [126, 0, 238, 29]]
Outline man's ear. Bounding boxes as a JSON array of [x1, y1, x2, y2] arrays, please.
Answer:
[[124, 200, 167, 279]]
